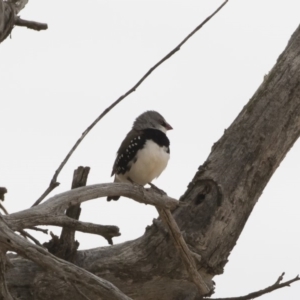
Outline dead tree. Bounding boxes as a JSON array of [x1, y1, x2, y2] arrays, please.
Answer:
[[1, 1, 300, 300]]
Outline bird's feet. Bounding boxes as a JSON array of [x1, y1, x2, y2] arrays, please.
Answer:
[[147, 182, 167, 196]]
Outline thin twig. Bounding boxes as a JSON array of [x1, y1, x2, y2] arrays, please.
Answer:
[[209, 273, 300, 300], [19, 229, 43, 247], [157, 207, 210, 295], [31, 0, 229, 207], [32, 182, 59, 207], [27, 226, 48, 234]]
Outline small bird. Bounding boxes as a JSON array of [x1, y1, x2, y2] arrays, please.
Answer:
[[107, 110, 172, 201]]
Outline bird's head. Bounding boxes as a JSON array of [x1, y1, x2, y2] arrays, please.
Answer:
[[133, 110, 173, 133]]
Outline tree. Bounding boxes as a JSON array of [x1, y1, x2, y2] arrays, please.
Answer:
[[1, 1, 300, 299]]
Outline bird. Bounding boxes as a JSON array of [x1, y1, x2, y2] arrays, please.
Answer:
[[107, 110, 172, 201]]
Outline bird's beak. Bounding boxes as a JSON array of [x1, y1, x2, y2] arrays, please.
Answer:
[[165, 122, 173, 130]]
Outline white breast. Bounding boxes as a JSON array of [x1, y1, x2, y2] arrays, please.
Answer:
[[116, 140, 170, 185]]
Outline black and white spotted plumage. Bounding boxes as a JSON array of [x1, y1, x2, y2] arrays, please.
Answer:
[[107, 111, 172, 201]]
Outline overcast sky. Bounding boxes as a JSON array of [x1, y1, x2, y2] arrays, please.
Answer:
[[1, 0, 300, 299]]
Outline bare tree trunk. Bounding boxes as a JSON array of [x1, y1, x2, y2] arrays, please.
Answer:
[[4, 20, 300, 300]]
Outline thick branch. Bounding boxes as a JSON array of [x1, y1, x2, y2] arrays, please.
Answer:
[[3, 183, 179, 242], [0, 251, 13, 300], [0, 215, 131, 300], [209, 273, 300, 300], [32, 0, 229, 206]]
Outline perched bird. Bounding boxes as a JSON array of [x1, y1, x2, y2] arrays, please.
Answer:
[[107, 110, 172, 201]]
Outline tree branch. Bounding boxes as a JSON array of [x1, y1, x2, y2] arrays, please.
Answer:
[[27, 226, 48, 234], [48, 216, 120, 245], [46, 166, 91, 260], [4, 183, 180, 244], [32, 0, 229, 206], [0, 188, 9, 215], [0, 202, 8, 215], [0, 214, 132, 300], [29, 182, 180, 218], [157, 207, 210, 295], [209, 273, 300, 300], [60, 167, 90, 242], [19, 229, 42, 246], [15, 17, 47, 31], [0, 187, 7, 201]]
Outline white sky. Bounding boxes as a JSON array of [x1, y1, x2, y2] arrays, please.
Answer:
[[1, 0, 300, 299]]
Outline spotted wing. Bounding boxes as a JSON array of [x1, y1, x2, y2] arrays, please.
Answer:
[[111, 130, 146, 176]]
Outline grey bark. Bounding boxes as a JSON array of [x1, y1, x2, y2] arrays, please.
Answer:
[[43, 166, 91, 262], [0, 0, 28, 39], [3, 20, 300, 300], [0, 0, 15, 43], [0, 0, 46, 44], [0, 214, 131, 300], [57, 167, 90, 258]]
